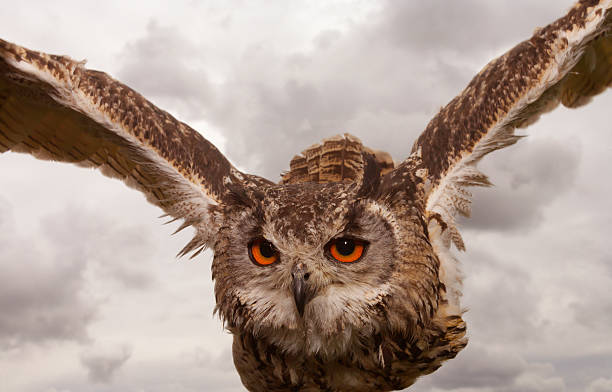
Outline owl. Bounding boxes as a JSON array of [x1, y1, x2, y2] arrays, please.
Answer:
[[1, 1, 611, 391]]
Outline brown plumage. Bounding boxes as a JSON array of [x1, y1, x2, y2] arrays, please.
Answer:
[[1, 1, 611, 391], [281, 133, 394, 185]]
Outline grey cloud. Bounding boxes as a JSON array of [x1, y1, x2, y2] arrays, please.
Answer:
[[588, 378, 612, 392], [0, 200, 95, 348], [111, 2, 484, 180], [0, 195, 13, 227], [569, 255, 612, 330], [80, 344, 132, 383], [89, 224, 159, 291], [379, 0, 568, 55], [186, 345, 237, 373], [512, 363, 565, 392], [119, 347, 243, 392], [0, 198, 159, 349], [104, 264, 156, 290], [460, 246, 541, 343], [50, 346, 243, 392], [110, 1, 579, 185], [405, 245, 567, 392], [206, 17, 477, 179], [551, 353, 612, 392], [426, 345, 525, 389], [43, 389, 73, 392], [313, 29, 343, 50], [410, 344, 565, 392], [116, 21, 214, 120], [461, 136, 580, 232], [38, 204, 159, 292]]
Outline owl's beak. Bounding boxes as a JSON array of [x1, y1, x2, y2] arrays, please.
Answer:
[[291, 263, 312, 317]]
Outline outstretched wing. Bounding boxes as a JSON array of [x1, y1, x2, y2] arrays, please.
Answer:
[[411, 0, 612, 248], [0, 38, 256, 250]]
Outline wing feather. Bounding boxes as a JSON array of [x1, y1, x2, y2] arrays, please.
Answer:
[[280, 133, 395, 185], [0, 38, 255, 243], [411, 0, 612, 248]]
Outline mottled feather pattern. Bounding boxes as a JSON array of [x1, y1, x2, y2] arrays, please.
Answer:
[[281, 133, 394, 185], [413, 0, 612, 253], [220, 176, 467, 391], [561, 32, 612, 107], [0, 39, 236, 201], [0, 38, 271, 252], [1, 1, 611, 391]]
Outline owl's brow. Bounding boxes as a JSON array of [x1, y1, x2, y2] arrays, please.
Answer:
[[341, 205, 364, 235], [226, 184, 267, 232], [226, 184, 253, 206], [246, 225, 265, 241], [227, 185, 265, 215]]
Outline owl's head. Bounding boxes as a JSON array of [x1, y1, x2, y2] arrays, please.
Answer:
[[210, 162, 445, 359]]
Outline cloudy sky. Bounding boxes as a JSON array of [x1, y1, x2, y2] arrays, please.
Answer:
[[1, 1, 612, 391]]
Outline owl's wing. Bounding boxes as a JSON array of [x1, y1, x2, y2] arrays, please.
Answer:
[[280, 133, 394, 185], [0, 38, 262, 253], [409, 0, 612, 249]]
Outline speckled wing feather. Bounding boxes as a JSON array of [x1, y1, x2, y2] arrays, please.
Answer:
[[410, 0, 612, 248], [281, 133, 394, 185], [0, 38, 257, 245]]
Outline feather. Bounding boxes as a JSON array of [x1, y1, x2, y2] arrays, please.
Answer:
[[0, 38, 260, 249], [409, 0, 612, 249]]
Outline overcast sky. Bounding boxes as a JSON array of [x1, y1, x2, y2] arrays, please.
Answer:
[[1, 1, 612, 391]]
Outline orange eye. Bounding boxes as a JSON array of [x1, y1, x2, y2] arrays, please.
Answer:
[[327, 238, 367, 263], [248, 238, 279, 266]]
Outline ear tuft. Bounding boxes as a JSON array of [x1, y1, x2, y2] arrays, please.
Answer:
[[355, 152, 382, 198]]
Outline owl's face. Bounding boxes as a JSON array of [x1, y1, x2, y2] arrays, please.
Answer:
[[212, 180, 441, 359]]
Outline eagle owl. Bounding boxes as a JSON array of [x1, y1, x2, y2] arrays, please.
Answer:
[[1, 1, 611, 391]]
